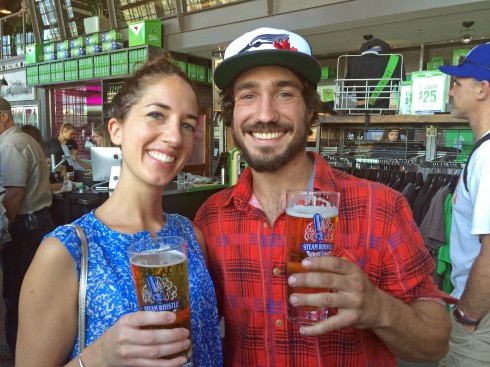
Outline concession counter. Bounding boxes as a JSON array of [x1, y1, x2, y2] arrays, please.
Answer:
[[49, 181, 228, 226]]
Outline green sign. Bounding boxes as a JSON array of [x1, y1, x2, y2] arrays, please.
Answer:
[[411, 70, 448, 114], [399, 81, 412, 114], [445, 130, 474, 156]]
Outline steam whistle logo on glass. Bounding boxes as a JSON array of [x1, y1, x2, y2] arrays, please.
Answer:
[[302, 213, 334, 256], [142, 275, 180, 312]]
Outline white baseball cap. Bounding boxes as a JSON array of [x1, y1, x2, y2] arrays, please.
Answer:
[[214, 27, 321, 90]]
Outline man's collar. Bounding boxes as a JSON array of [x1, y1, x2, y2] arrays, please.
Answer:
[[223, 151, 339, 208]]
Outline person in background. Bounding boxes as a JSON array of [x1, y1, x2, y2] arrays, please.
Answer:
[[45, 122, 77, 169], [20, 124, 45, 150], [195, 27, 454, 366], [0, 199, 11, 314], [0, 204, 10, 250], [92, 123, 114, 147], [62, 139, 91, 173], [17, 54, 222, 367], [62, 131, 91, 173], [20, 124, 62, 192], [0, 97, 54, 359], [0, 201, 11, 353], [45, 122, 90, 174], [438, 43, 490, 366], [381, 128, 401, 142]]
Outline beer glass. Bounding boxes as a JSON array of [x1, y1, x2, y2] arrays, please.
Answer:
[[286, 190, 340, 325], [127, 235, 192, 366]]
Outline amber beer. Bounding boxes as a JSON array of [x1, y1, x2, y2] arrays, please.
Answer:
[[285, 191, 340, 325], [128, 236, 192, 366]]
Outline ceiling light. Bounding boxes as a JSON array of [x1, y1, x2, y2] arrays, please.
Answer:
[[461, 32, 474, 44], [0, 9, 12, 15], [0, 77, 8, 87], [461, 21, 475, 44]]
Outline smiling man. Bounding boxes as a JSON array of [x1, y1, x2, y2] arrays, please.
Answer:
[[195, 27, 455, 367]]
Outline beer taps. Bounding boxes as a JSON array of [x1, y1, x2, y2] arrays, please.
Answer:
[[51, 154, 70, 173]]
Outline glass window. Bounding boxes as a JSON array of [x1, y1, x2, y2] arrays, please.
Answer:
[[34, 0, 62, 42], [30, 0, 108, 42], [114, 0, 176, 28], [54, 87, 92, 128], [0, 11, 34, 58], [183, 0, 247, 13]]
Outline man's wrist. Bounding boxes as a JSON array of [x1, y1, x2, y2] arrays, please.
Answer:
[[453, 306, 479, 325]]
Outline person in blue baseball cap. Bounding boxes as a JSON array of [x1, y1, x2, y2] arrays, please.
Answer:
[[439, 43, 490, 367]]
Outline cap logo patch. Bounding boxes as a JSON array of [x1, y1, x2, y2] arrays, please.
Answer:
[[273, 38, 297, 51], [238, 33, 295, 54]]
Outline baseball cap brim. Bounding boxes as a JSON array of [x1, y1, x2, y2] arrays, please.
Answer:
[[214, 49, 321, 90], [439, 63, 490, 79]]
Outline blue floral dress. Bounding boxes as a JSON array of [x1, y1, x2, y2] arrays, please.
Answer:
[[47, 211, 222, 366]]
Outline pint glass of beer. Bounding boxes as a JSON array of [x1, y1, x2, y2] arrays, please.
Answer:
[[286, 190, 340, 325], [127, 235, 192, 366]]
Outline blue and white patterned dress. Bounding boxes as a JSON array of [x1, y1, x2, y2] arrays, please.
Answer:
[[47, 211, 222, 366]]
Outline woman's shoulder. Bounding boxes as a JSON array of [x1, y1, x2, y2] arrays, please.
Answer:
[[164, 214, 197, 241], [165, 212, 193, 229], [48, 213, 98, 253], [164, 213, 204, 254]]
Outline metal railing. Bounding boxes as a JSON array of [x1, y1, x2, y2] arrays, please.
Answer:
[[334, 54, 404, 115]]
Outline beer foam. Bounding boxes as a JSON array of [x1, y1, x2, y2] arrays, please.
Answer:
[[286, 205, 338, 218], [130, 250, 187, 267]]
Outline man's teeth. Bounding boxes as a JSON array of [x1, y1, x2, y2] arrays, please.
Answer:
[[252, 131, 283, 140], [149, 151, 175, 163]]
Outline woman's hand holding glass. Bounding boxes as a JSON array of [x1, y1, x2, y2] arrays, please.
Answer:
[[85, 310, 191, 366]]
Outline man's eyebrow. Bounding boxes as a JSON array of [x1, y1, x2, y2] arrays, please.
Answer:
[[235, 81, 259, 93], [274, 79, 302, 90], [235, 79, 301, 92]]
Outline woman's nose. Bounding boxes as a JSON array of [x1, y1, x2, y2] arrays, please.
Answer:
[[161, 120, 183, 146]]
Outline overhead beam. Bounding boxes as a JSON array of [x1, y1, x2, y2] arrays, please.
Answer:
[[26, 0, 41, 44], [53, 0, 67, 40], [176, 0, 185, 32], [267, 0, 273, 15]]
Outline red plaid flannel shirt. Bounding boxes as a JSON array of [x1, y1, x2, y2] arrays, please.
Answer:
[[195, 152, 454, 367]]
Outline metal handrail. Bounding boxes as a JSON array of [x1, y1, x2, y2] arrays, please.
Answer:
[[334, 53, 404, 115]]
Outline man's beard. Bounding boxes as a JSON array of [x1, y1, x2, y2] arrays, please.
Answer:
[[448, 96, 466, 119], [231, 116, 310, 173]]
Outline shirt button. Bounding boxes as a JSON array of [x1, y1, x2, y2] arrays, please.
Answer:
[[272, 267, 281, 276], [263, 222, 268, 229], [275, 319, 283, 327]]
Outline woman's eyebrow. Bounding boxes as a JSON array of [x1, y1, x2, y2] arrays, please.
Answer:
[[145, 102, 198, 121]]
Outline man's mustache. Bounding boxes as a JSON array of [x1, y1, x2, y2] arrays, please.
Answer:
[[242, 122, 293, 133]]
